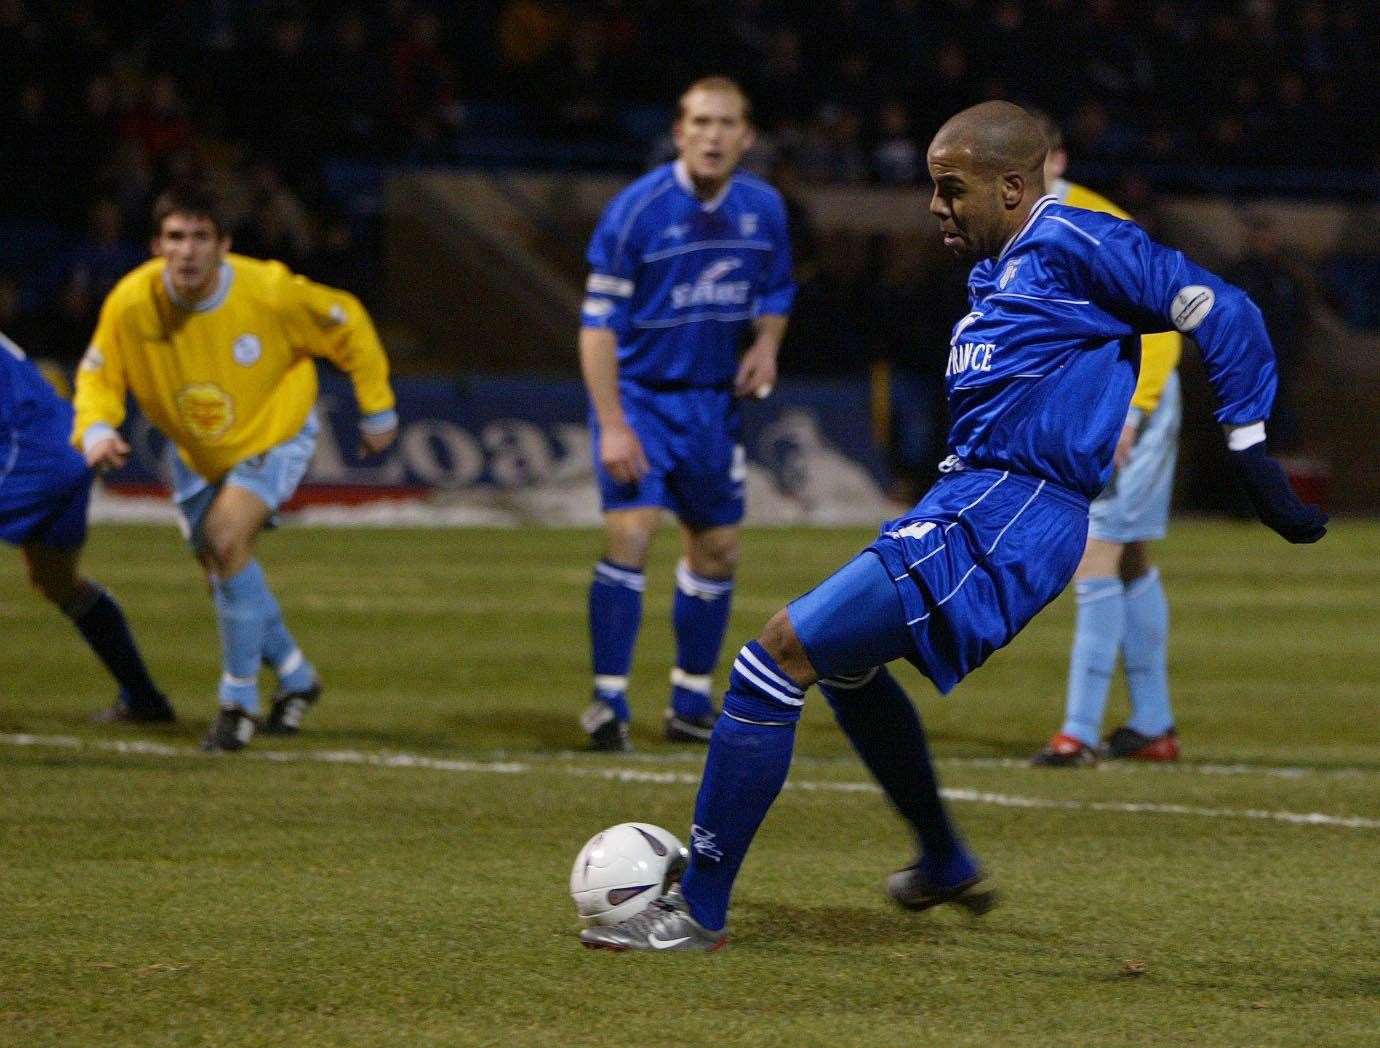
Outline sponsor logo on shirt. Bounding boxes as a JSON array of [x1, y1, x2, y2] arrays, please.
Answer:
[[946, 310, 994, 376], [671, 258, 751, 309], [946, 341, 996, 377], [739, 212, 759, 236], [661, 222, 689, 240], [232, 333, 262, 366], [176, 383, 235, 441]]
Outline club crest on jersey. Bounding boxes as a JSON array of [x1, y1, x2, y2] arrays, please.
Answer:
[[739, 212, 759, 236], [671, 257, 751, 309], [176, 383, 235, 440], [232, 333, 262, 366], [999, 256, 1024, 289]]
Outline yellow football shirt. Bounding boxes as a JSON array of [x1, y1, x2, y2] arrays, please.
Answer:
[[1055, 180, 1181, 418], [74, 254, 394, 482]]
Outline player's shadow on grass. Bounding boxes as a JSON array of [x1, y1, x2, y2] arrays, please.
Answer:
[[737, 898, 1061, 950]]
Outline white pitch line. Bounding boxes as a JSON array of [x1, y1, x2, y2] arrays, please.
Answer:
[[537, 748, 1377, 781], [4, 732, 1378, 831]]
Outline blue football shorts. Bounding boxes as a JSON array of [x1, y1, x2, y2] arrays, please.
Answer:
[[591, 383, 745, 529], [791, 469, 1089, 694], [170, 412, 319, 550], [0, 428, 92, 550], [1089, 371, 1181, 543]]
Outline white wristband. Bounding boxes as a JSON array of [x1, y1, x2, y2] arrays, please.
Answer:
[[81, 422, 118, 454], [1225, 421, 1266, 451]]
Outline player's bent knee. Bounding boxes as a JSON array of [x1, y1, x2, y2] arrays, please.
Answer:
[[686, 527, 740, 579], [758, 609, 817, 688], [603, 512, 658, 569]]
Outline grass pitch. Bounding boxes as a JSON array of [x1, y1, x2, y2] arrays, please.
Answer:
[[2, 521, 1378, 1047]]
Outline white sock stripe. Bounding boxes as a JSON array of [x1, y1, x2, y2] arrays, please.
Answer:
[[593, 675, 629, 693], [820, 668, 879, 690], [724, 711, 793, 727], [221, 673, 257, 687], [732, 658, 805, 706], [735, 646, 803, 696], [1074, 585, 1124, 605], [594, 563, 646, 591], [670, 669, 714, 695], [277, 649, 304, 677], [675, 560, 734, 599]]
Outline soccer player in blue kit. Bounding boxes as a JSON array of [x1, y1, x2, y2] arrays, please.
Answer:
[[1, 332, 172, 723], [580, 101, 1326, 951], [577, 77, 794, 751]]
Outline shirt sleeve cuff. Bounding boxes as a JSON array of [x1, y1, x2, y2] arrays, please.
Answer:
[[360, 409, 398, 434], [81, 422, 118, 454], [1225, 421, 1266, 451]]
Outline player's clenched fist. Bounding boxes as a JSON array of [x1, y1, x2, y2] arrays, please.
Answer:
[[600, 421, 649, 486]]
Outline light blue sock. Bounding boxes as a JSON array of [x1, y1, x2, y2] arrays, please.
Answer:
[[213, 560, 274, 713], [1123, 568, 1174, 737], [1060, 576, 1126, 746], [261, 590, 317, 693]]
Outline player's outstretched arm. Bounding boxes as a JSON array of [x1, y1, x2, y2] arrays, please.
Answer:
[[1223, 424, 1327, 543], [1084, 221, 1325, 543]]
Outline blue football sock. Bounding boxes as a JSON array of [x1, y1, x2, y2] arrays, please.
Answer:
[[670, 560, 733, 718], [1060, 576, 1125, 747], [261, 590, 317, 694], [213, 560, 275, 713], [63, 583, 165, 711], [1123, 568, 1174, 737], [588, 559, 643, 721], [681, 641, 803, 931], [821, 667, 976, 886]]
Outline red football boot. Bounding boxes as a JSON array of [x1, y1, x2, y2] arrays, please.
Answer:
[[1104, 726, 1180, 762]]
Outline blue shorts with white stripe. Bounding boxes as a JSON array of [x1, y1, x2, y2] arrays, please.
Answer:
[[868, 469, 1088, 693], [790, 469, 1087, 696]]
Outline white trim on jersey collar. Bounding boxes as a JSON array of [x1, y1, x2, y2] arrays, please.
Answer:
[[162, 261, 234, 313], [998, 194, 1059, 260], [673, 159, 733, 212]]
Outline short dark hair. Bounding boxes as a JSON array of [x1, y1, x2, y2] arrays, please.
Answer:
[[151, 183, 229, 238], [677, 76, 752, 123]]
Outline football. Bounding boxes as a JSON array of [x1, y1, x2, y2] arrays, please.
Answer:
[[569, 822, 689, 927]]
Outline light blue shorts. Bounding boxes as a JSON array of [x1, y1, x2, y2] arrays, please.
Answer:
[[170, 413, 319, 550], [1089, 371, 1181, 543]]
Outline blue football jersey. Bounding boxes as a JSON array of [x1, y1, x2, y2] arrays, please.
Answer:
[[944, 195, 1278, 498], [581, 161, 795, 388], [0, 331, 73, 445]]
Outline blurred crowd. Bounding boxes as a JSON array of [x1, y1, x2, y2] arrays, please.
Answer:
[[1, 0, 1374, 368]]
